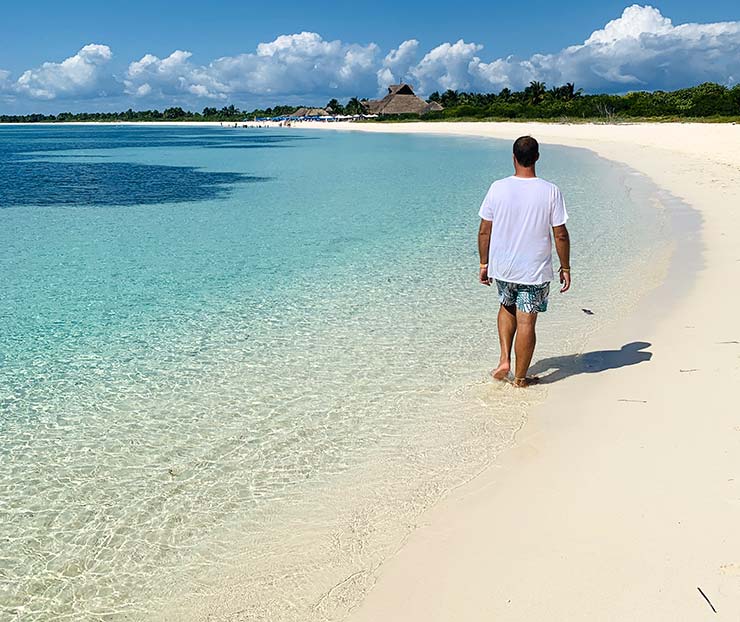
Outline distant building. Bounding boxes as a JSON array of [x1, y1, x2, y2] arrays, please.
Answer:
[[363, 84, 444, 115], [290, 107, 330, 117]]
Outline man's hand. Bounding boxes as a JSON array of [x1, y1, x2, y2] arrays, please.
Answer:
[[559, 269, 571, 293], [479, 267, 492, 286]]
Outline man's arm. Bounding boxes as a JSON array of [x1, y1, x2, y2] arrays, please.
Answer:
[[552, 224, 571, 293], [478, 219, 492, 286]]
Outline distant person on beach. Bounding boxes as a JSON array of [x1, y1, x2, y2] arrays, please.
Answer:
[[477, 136, 571, 387]]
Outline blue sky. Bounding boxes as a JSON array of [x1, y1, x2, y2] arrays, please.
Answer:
[[1, 1, 739, 113]]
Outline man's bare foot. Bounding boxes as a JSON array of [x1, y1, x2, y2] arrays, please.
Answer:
[[492, 361, 510, 380], [511, 376, 540, 388]]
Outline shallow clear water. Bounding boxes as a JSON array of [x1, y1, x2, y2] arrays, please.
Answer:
[[0, 125, 669, 620]]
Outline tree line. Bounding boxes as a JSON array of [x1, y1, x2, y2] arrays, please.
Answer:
[[0, 105, 298, 124], [1, 82, 739, 123], [420, 81, 740, 120], [0, 99, 370, 123]]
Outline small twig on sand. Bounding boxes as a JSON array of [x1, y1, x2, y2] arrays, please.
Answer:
[[679, 369, 699, 373], [717, 340, 739, 344], [618, 399, 647, 403], [697, 586, 717, 613]]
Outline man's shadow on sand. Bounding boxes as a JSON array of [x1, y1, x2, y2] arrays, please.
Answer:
[[528, 341, 652, 384]]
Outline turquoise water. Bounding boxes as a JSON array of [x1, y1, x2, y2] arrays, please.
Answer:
[[0, 125, 669, 620]]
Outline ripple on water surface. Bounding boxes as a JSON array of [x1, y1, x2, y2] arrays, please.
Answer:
[[0, 125, 671, 620]]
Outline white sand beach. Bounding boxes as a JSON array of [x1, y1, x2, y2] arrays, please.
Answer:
[[296, 121, 740, 621]]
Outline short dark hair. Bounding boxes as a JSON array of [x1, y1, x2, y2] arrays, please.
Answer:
[[513, 136, 539, 167]]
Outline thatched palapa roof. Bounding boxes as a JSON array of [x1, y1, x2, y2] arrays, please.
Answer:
[[363, 84, 443, 115], [290, 107, 330, 117]]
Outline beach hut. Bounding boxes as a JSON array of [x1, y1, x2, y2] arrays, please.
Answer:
[[363, 84, 444, 115], [290, 107, 330, 118]]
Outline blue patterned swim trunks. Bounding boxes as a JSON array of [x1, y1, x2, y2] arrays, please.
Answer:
[[495, 279, 550, 313]]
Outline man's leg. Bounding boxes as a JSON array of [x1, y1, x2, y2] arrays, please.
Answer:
[[493, 304, 517, 380], [513, 309, 538, 386]]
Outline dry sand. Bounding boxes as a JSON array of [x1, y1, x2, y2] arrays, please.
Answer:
[[299, 121, 740, 621]]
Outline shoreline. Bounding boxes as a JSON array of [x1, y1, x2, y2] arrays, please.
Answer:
[[0, 118, 738, 126], [0, 121, 227, 126], [4, 122, 660, 620], [299, 122, 740, 620], [156, 139, 679, 622], [4, 120, 737, 619]]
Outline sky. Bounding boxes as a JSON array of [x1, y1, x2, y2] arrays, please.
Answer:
[[0, 0, 738, 113]]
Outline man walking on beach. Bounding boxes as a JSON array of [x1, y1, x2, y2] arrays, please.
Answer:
[[478, 136, 571, 387]]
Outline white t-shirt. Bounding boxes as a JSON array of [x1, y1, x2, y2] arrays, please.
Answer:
[[479, 176, 568, 285]]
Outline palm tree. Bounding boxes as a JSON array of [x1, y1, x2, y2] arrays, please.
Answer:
[[326, 98, 344, 115], [525, 81, 547, 105], [440, 89, 459, 107], [345, 97, 365, 115]]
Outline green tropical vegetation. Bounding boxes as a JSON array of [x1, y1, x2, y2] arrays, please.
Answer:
[[325, 97, 366, 115], [419, 81, 740, 121], [0, 104, 300, 123], [1, 82, 739, 123]]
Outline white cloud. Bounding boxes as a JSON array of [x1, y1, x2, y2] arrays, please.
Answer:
[[3, 6, 740, 112], [585, 4, 673, 44], [408, 40, 483, 93], [211, 32, 379, 97], [13, 44, 114, 100], [401, 5, 740, 94], [124, 50, 227, 100], [123, 32, 379, 103], [377, 39, 419, 91], [524, 4, 740, 91]]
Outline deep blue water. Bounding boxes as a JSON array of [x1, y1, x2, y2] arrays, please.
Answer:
[[0, 126, 295, 207]]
